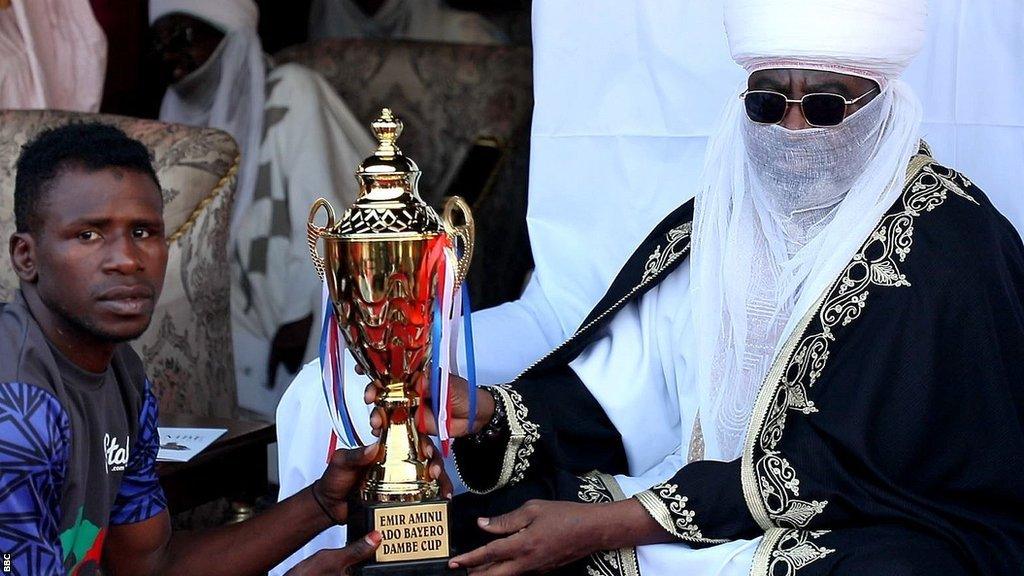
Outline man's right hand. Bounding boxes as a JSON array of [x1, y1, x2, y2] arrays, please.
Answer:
[[362, 373, 495, 438], [284, 532, 381, 575]]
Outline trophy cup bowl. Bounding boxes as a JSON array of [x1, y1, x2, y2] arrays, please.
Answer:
[[308, 108, 473, 574]]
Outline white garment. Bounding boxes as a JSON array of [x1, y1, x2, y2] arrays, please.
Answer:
[[309, 0, 507, 45], [231, 63, 373, 417], [0, 0, 106, 111], [726, 0, 927, 84]]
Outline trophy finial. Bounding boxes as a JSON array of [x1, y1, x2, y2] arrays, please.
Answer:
[[371, 108, 403, 157]]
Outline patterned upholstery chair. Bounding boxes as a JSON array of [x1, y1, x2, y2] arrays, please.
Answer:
[[0, 110, 239, 418], [276, 40, 535, 309]]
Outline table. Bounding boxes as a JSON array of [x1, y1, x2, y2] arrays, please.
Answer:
[[157, 414, 277, 513]]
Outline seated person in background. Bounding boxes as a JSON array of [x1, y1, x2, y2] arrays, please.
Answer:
[[150, 0, 376, 419], [0, 123, 447, 576], [366, 1, 1024, 574], [308, 0, 508, 45]]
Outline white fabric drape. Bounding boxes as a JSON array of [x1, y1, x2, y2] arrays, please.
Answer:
[[0, 0, 106, 112], [308, 0, 507, 45]]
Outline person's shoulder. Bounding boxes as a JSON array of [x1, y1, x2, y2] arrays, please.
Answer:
[[266, 62, 333, 104], [903, 151, 1024, 286], [0, 297, 60, 395], [0, 303, 69, 448], [909, 154, 1020, 250]]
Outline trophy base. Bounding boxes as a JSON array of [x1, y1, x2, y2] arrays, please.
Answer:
[[348, 497, 464, 576]]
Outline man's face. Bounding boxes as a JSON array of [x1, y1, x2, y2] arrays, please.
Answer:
[[150, 13, 225, 87], [747, 68, 880, 130], [21, 167, 168, 344]]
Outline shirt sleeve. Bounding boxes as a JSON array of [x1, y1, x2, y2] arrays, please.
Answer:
[[109, 381, 167, 525], [0, 381, 70, 575]]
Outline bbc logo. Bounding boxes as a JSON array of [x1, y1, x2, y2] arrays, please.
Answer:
[[2, 552, 10, 573]]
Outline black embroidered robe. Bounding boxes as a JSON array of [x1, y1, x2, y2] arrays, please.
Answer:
[[452, 146, 1024, 576]]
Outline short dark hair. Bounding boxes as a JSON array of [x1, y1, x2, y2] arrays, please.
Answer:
[[14, 122, 161, 233]]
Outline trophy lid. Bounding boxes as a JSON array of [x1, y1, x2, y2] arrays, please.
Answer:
[[356, 107, 420, 177], [337, 108, 444, 237]]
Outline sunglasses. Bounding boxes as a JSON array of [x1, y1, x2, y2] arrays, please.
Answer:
[[740, 86, 879, 127]]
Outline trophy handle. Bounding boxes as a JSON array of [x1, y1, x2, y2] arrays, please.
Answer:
[[307, 198, 337, 280], [441, 196, 475, 287]]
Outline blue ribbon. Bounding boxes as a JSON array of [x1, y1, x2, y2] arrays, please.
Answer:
[[430, 295, 444, 435], [462, 288, 478, 435], [319, 311, 358, 446]]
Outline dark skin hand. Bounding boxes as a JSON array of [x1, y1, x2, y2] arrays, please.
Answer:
[[361, 373, 665, 574], [284, 532, 381, 576], [747, 68, 880, 130], [361, 369, 495, 439], [448, 499, 665, 575]]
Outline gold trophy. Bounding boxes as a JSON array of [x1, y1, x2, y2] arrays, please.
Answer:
[[307, 108, 474, 575]]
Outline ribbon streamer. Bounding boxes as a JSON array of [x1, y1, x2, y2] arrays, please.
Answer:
[[319, 279, 361, 452]]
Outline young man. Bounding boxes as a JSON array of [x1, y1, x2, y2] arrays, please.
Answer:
[[0, 123, 446, 575]]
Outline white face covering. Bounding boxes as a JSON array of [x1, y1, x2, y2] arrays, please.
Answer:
[[742, 97, 886, 252], [690, 81, 922, 461]]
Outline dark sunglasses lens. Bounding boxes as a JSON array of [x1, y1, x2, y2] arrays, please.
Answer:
[[744, 92, 787, 124], [802, 94, 847, 126]]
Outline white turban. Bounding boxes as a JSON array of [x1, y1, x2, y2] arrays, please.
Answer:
[[725, 0, 927, 84], [149, 0, 258, 32]]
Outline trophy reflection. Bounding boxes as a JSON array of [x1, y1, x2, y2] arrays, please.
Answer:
[[307, 108, 473, 575]]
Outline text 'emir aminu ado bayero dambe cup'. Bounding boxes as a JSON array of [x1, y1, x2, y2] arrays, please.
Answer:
[[307, 108, 475, 575]]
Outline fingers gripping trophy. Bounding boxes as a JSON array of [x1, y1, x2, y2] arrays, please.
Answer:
[[307, 108, 475, 575]]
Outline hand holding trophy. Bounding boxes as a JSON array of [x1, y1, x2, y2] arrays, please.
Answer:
[[307, 108, 474, 575]]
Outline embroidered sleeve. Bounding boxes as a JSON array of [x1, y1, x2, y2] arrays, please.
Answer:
[[574, 473, 640, 576], [453, 384, 540, 494], [633, 459, 760, 546], [0, 381, 70, 574], [109, 382, 167, 525], [453, 364, 625, 494]]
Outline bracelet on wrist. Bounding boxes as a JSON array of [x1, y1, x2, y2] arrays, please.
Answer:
[[471, 386, 508, 443]]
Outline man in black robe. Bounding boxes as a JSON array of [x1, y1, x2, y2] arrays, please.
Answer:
[[366, 1, 1024, 574]]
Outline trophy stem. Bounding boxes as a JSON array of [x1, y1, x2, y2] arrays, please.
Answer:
[[362, 381, 440, 503]]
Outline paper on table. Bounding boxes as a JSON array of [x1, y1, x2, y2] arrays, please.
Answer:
[[157, 427, 228, 462]]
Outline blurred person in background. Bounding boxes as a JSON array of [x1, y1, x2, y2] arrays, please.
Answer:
[[150, 0, 374, 419], [309, 0, 507, 45], [0, 0, 106, 111]]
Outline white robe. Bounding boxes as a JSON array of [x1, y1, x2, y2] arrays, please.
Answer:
[[232, 62, 373, 418]]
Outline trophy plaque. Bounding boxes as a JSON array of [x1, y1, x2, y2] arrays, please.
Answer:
[[307, 108, 473, 575]]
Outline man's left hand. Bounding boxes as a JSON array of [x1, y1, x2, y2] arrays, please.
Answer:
[[315, 437, 453, 524], [449, 500, 609, 575]]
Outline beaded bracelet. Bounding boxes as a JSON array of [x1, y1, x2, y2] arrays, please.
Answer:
[[470, 386, 508, 443]]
